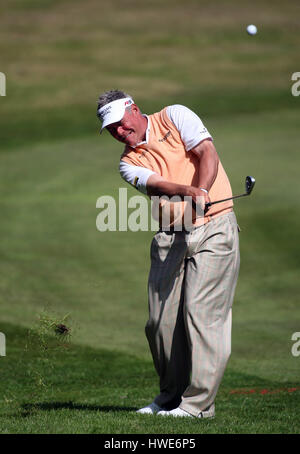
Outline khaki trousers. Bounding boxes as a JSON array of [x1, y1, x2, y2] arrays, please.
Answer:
[[145, 211, 240, 417]]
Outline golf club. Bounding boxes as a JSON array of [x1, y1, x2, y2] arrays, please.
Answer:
[[205, 176, 255, 209]]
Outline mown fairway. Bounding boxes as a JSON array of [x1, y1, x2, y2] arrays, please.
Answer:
[[0, 0, 299, 434]]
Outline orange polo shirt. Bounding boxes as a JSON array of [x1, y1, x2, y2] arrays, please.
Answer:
[[121, 107, 233, 228]]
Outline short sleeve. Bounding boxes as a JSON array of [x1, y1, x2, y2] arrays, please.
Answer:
[[166, 104, 212, 151], [119, 161, 155, 194]]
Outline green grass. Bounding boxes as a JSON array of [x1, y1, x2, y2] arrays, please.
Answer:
[[1, 322, 299, 434], [0, 0, 300, 434]]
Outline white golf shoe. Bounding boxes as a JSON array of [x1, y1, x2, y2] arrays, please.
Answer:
[[136, 402, 163, 414], [157, 404, 215, 419], [157, 407, 193, 418]]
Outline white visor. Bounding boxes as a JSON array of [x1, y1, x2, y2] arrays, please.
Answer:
[[98, 97, 134, 132]]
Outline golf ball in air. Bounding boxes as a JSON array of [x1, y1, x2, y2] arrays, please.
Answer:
[[247, 24, 257, 35]]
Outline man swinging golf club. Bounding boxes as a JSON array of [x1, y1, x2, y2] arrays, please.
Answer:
[[97, 90, 242, 418]]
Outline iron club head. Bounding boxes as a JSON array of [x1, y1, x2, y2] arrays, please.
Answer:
[[205, 175, 256, 209], [245, 176, 255, 195]]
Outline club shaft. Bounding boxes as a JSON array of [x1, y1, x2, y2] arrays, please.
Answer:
[[206, 192, 248, 207]]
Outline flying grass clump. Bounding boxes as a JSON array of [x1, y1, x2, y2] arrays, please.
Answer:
[[28, 310, 73, 352], [23, 309, 76, 405]]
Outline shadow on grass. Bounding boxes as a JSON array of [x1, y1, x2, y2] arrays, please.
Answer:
[[21, 402, 137, 416]]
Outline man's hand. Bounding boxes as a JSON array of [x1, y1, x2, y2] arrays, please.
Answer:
[[188, 187, 211, 214]]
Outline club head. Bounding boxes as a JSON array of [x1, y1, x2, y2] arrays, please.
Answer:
[[245, 176, 255, 195]]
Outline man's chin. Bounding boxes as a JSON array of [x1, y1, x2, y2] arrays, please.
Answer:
[[125, 136, 138, 147]]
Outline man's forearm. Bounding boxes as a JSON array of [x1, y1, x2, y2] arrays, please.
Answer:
[[147, 177, 193, 199]]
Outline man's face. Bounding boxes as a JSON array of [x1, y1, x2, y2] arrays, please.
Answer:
[[106, 104, 147, 147]]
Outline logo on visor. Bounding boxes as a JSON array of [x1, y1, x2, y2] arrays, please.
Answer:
[[99, 105, 112, 120], [124, 99, 134, 108]]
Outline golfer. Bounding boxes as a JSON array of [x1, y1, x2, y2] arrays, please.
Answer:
[[97, 90, 240, 418]]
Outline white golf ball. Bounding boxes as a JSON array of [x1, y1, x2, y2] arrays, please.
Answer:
[[247, 24, 257, 35]]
